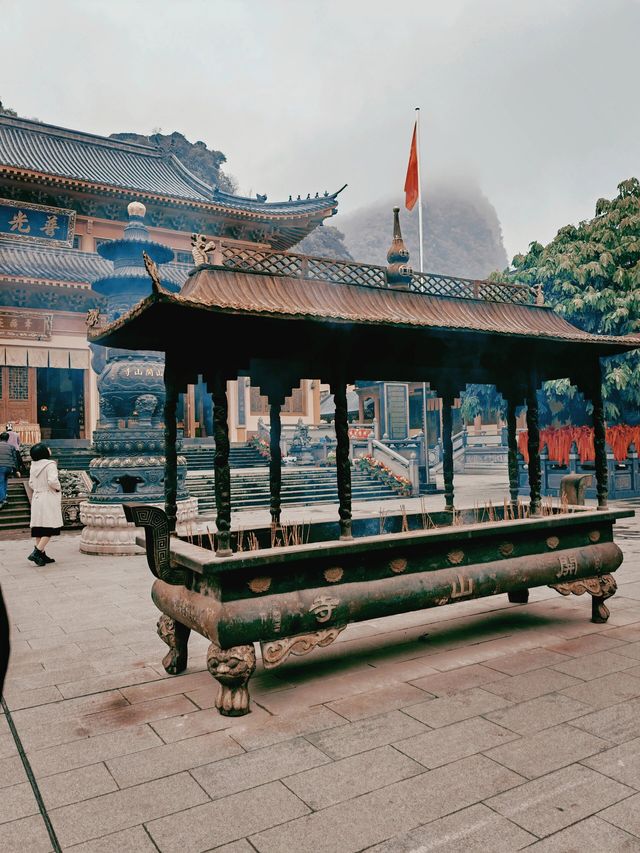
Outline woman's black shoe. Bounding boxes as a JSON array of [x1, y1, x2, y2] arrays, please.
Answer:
[[41, 553, 55, 564], [28, 548, 46, 567]]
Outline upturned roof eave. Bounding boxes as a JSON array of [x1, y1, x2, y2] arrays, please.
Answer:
[[0, 164, 339, 222]]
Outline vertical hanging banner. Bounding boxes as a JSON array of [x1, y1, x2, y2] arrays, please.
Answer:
[[0, 198, 76, 247]]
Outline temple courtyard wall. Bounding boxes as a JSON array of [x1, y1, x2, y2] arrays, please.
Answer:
[[3, 473, 640, 850]]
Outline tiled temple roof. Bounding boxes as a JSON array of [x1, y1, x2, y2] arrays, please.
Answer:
[[0, 239, 190, 288], [176, 269, 640, 348], [0, 116, 341, 219]]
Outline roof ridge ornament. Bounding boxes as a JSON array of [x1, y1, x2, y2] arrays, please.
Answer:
[[191, 233, 218, 266], [534, 283, 545, 306], [143, 251, 167, 294]]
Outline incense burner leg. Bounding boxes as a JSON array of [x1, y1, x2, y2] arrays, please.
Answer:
[[508, 589, 529, 604], [207, 643, 256, 716], [550, 574, 617, 624], [157, 614, 191, 674]]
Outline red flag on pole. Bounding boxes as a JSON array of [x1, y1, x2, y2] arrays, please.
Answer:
[[404, 122, 419, 211]]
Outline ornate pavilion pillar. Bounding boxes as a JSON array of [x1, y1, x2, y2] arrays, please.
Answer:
[[525, 378, 542, 516], [441, 392, 456, 512], [80, 202, 197, 555], [505, 393, 522, 507], [330, 378, 353, 539], [268, 397, 283, 526], [576, 360, 609, 510]]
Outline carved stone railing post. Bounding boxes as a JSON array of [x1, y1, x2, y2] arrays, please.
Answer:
[[269, 398, 282, 525], [442, 393, 455, 511], [506, 397, 519, 507], [331, 380, 352, 539], [212, 373, 232, 556], [526, 384, 541, 516]]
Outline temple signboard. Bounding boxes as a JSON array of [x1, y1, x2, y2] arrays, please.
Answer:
[[0, 198, 75, 248], [0, 310, 52, 339]]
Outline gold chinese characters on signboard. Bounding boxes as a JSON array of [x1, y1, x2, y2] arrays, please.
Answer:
[[0, 198, 76, 248], [0, 311, 52, 340]]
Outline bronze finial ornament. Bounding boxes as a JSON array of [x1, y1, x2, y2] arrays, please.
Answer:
[[386, 207, 412, 288]]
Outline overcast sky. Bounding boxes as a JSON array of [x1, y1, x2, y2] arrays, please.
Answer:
[[2, 0, 639, 260]]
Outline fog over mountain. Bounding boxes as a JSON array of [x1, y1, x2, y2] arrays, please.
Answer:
[[337, 181, 508, 279]]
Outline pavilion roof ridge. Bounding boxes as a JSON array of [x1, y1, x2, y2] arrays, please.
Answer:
[[183, 239, 533, 306]]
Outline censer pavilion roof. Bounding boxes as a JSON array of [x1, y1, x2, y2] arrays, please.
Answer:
[[90, 246, 640, 388], [0, 116, 340, 219]]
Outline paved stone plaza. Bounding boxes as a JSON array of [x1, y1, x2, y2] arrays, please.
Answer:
[[3, 474, 640, 851]]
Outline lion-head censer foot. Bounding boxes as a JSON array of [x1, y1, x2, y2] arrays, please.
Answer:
[[207, 643, 256, 716]]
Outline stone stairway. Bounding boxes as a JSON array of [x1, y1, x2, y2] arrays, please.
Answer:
[[50, 446, 96, 471], [188, 467, 399, 513], [182, 445, 267, 470], [48, 443, 268, 472], [0, 480, 31, 531]]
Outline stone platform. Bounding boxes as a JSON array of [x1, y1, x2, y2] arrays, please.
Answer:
[[79, 497, 198, 556], [3, 474, 640, 851]]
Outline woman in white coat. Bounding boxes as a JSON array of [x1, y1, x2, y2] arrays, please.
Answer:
[[28, 443, 63, 567]]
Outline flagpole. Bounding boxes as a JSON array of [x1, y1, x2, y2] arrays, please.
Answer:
[[415, 107, 430, 488], [415, 106, 424, 273]]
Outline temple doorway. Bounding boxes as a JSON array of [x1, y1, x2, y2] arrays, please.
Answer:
[[36, 367, 86, 439]]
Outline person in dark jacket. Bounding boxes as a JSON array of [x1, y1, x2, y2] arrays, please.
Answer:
[[0, 432, 18, 509]]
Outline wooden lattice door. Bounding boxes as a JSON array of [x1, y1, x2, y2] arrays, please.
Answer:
[[0, 366, 37, 427]]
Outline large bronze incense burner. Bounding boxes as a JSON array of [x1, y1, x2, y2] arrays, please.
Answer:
[[125, 502, 628, 715], [92, 215, 640, 715]]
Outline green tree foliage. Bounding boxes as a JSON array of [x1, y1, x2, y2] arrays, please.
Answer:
[[110, 131, 236, 194], [459, 384, 506, 424], [499, 178, 640, 424], [294, 225, 353, 261]]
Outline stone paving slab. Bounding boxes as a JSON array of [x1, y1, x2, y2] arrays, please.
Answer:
[[49, 771, 210, 848], [364, 802, 536, 852], [486, 764, 635, 838], [483, 692, 592, 734], [483, 722, 610, 778], [250, 754, 523, 853], [523, 815, 640, 851], [191, 736, 331, 801], [146, 780, 311, 853], [395, 715, 519, 768], [282, 744, 425, 810], [2, 479, 640, 850]]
